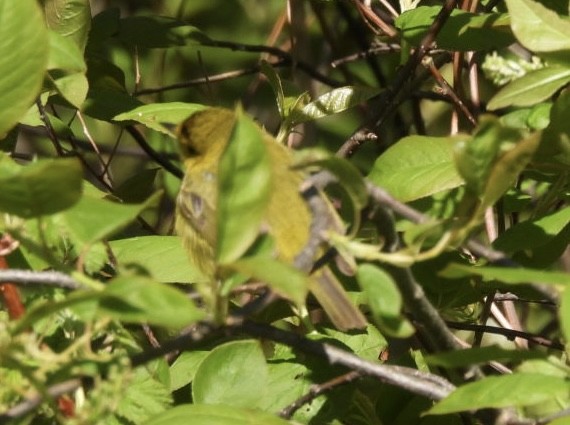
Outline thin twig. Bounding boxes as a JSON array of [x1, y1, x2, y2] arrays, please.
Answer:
[[424, 58, 477, 126], [125, 125, 183, 179], [445, 321, 564, 350], [336, 129, 378, 158], [279, 371, 363, 419], [35, 100, 65, 156], [371, 0, 460, 130], [0, 269, 80, 289], [331, 43, 401, 68]]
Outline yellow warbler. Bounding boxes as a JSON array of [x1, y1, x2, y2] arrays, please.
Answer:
[[175, 107, 366, 330]]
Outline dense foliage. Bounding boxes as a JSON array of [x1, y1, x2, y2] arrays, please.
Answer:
[[0, 0, 569, 424]]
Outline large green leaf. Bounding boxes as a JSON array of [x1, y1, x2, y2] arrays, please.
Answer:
[[99, 275, 204, 329], [169, 351, 209, 391], [396, 6, 513, 51], [192, 340, 268, 407], [47, 31, 88, 108], [505, 0, 570, 52], [43, 0, 91, 52], [216, 110, 272, 264], [145, 404, 291, 425], [453, 118, 539, 210], [114, 103, 207, 137], [426, 346, 544, 368], [440, 263, 570, 286], [539, 91, 570, 167], [368, 135, 464, 202], [0, 0, 48, 137], [82, 59, 144, 121], [494, 207, 570, 252], [60, 192, 160, 245], [488, 66, 570, 110], [0, 154, 82, 218], [356, 264, 413, 337], [429, 373, 570, 414], [109, 236, 207, 283]]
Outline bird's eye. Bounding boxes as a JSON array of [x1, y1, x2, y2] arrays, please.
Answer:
[[183, 143, 200, 157]]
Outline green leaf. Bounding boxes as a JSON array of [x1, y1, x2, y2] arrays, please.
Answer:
[[290, 86, 380, 124], [560, 288, 570, 345], [356, 264, 414, 337], [60, 192, 160, 245], [479, 132, 540, 209], [192, 340, 268, 407], [83, 59, 144, 121], [453, 117, 539, 209], [368, 135, 464, 202], [43, 0, 91, 52], [428, 373, 570, 414], [145, 404, 291, 425], [440, 263, 570, 286], [216, 110, 272, 264], [99, 275, 204, 329], [260, 61, 285, 117], [505, 0, 570, 52], [320, 324, 388, 362], [494, 207, 570, 252], [0, 0, 48, 137], [109, 236, 207, 283], [47, 31, 89, 108], [48, 31, 87, 73], [116, 366, 172, 424], [114, 102, 207, 137], [0, 154, 82, 218], [539, 91, 570, 167], [117, 16, 210, 48], [425, 346, 545, 368], [396, 6, 514, 51], [169, 351, 209, 391], [230, 257, 309, 307], [488, 66, 570, 110]]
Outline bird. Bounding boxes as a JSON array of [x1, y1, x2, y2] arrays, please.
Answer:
[[175, 106, 366, 331]]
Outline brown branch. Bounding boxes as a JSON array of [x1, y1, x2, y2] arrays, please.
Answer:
[[232, 320, 455, 400], [199, 39, 343, 87], [331, 43, 401, 68], [424, 58, 477, 127], [371, 0, 460, 129], [336, 129, 378, 158]]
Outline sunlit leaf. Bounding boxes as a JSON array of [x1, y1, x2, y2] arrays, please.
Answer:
[[488, 66, 570, 110], [369, 135, 464, 202], [100, 275, 204, 329], [0, 0, 48, 137], [440, 263, 570, 286], [0, 154, 82, 218], [145, 404, 291, 425], [429, 373, 570, 414], [505, 0, 570, 52], [216, 109, 272, 264], [193, 340, 268, 407]]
